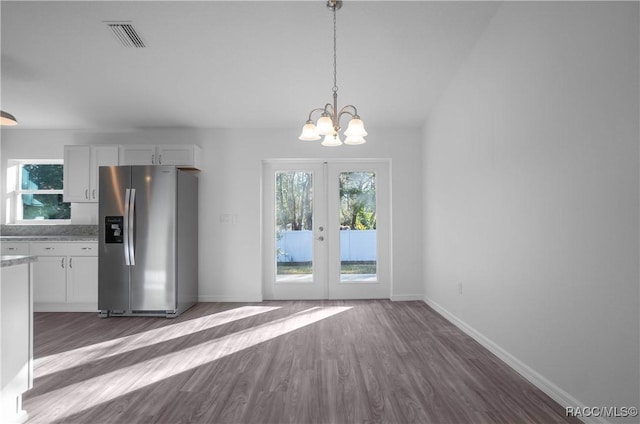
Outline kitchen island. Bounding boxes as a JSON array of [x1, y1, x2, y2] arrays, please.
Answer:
[[1, 255, 35, 423]]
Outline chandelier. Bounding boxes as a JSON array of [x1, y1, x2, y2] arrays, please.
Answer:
[[298, 0, 367, 146]]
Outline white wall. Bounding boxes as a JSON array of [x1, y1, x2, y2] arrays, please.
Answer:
[[422, 2, 639, 421], [0, 126, 424, 302]]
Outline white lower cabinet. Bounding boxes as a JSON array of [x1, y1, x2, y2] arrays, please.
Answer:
[[32, 256, 67, 303], [66, 256, 98, 303], [31, 242, 98, 312]]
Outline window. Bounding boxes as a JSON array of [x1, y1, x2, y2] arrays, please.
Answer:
[[6, 160, 70, 223]]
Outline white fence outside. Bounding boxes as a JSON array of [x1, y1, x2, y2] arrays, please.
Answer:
[[277, 230, 376, 262]]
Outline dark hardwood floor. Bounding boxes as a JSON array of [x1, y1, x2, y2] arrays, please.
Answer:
[[23, 300, 579, 424]]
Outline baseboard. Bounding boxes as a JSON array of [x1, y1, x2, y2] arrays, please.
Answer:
[[390, 294, 424, 301], [423, 296, 607, 424], [34, 303, 97, 313], [198, 295, 263, 303]]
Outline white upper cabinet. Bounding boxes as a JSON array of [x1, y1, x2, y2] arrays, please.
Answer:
[[63, 145, 92, 202], [63, 145, 118, 203], [65, 144, 201, 202], [157, 145, 202, 169], [119, 144, 202, 169], [90, 146, 119, 201], [118, 145, 157, 166]]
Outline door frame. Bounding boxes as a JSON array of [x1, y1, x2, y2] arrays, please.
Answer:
[[261, 158, 391, 300]]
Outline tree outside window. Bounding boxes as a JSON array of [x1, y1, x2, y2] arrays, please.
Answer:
[[7, 161, 70, 222]]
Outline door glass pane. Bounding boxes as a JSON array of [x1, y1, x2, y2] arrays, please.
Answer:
[[339, 172, 377, 282], [275, 171, 314, 282]]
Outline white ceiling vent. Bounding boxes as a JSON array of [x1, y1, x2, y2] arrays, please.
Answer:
[[105, 22, 146, 48]]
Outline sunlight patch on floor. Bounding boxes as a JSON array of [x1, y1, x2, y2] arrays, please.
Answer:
[[27, 306, 352, 423], [35, 305, 281, 377]]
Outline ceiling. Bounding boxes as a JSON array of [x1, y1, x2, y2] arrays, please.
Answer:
[[1, 1, 500, 130]]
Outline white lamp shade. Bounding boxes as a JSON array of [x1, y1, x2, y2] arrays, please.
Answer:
[[321, 133, 343, 147], [299, 123, 320, 141], [316, 116, 334, 135], [344, 135, 366, 145], [344, 118, 367, 137]]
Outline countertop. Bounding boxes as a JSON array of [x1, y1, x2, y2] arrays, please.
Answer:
[[1, 255, 37, 267], [1, 236, 98, 242]]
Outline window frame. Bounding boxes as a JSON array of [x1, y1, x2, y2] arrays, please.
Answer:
[[6, 159, 71, 225]]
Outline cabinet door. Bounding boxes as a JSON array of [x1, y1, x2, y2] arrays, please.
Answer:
[[67, 256, 98, 304], [157, 145, 202, 169], [32, 256, 67, 303], [119, 145, 156, 165], [63, 146, 91, 202], [89, 145, 119, 201]]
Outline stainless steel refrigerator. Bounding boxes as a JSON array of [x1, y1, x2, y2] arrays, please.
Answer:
[[98, 165, 198, 318]]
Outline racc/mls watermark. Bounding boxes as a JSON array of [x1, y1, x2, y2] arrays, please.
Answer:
[[566, 406, 638, 419]]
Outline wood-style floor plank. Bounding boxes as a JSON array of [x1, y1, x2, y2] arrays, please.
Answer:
[[22, 300, 580, 424]]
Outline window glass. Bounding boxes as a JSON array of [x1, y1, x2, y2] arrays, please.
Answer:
[[21, 164, 65, 190], [8, 161, 70, 222]]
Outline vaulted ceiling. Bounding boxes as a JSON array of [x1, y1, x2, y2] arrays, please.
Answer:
[[1, 1, 500, 130]]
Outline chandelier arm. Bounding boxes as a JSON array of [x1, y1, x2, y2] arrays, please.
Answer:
[[306, 107, 328, 122], [337, 105, 359, 123], [324, 102, 336, 116]]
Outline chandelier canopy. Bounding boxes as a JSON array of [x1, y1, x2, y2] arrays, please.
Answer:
[[298, 0, 367, 146]]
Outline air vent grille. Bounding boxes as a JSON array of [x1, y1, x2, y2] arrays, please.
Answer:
[[105, 22, 146, 48]]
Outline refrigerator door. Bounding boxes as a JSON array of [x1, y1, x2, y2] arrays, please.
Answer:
[[130, 166, 177, 312], [98, 166, 131, 312]]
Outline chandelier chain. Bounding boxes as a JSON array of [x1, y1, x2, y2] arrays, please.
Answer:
[[332, 5, 338, 94]]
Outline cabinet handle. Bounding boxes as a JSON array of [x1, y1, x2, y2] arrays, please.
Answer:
[[92, 189, 96, 199], [85, 189, 89, 199], [152, 154, 155, 165], [7, 247, 16, 251], [44, 247, 55, 251], [61, 258, 65, 268], [69, 258, 73, 268], [159, 154, 162, 164], [81, 247, 92, 251]]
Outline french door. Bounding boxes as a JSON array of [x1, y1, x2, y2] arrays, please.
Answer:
[[262, 159, 390, 300]]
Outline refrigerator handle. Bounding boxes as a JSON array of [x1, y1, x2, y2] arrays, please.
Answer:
[[123, 188, 131, 266], [129, 188, 136, 266]]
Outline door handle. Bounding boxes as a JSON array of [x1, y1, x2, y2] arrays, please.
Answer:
[[124, 188, 131, 266], [129, 188, 136, 265]]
